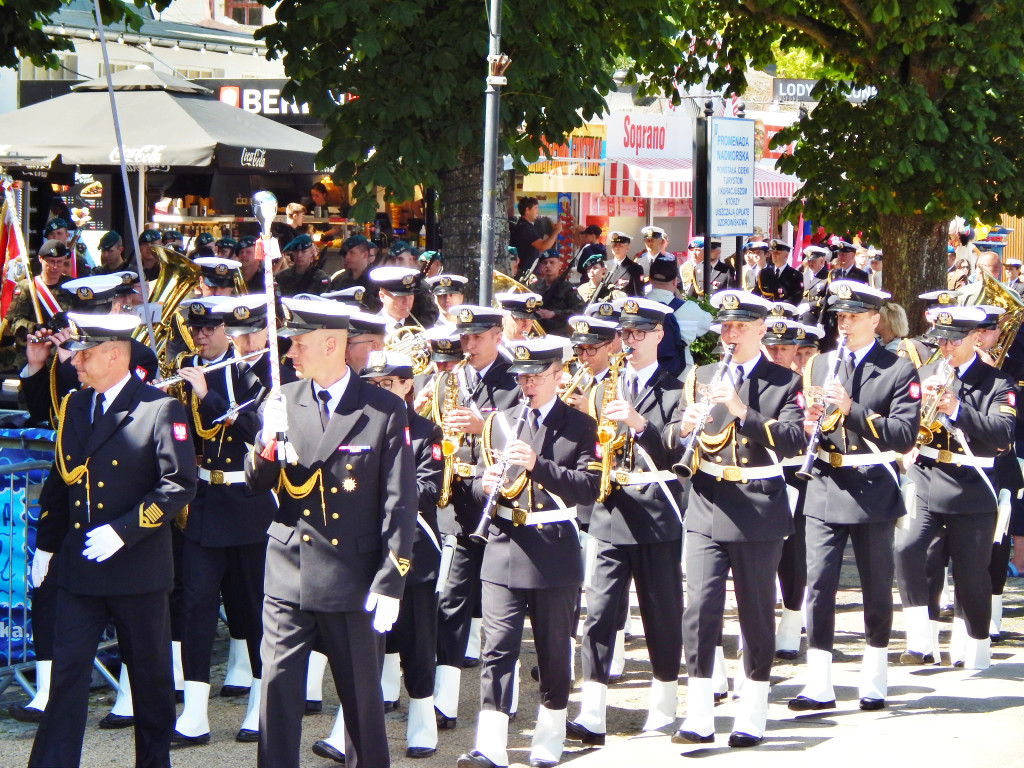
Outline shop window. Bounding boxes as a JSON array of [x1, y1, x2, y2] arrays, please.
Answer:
[[97, 62, 137, 78], [176, 68, 225, 80], [225, 0, 263, 26], [20, 55, 79, 81]]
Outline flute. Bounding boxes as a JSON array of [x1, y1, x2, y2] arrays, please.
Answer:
[[152, 348, 267, 388]]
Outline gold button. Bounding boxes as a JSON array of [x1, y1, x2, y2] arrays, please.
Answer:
[[97, 503, 103, 509], [741, 438, 749, 445], [331, 487, 338, 494], [512, 501, 520, 508], [75, 500, 81, 507], [66, 454, 71, 460], [206, 458, 212, 464], [537, 483, 544, 490], [332, 513, 339, 519], [303, 510, 310, 516], [227, 436, 233, 442], [97, 481, 104, 488], [302, 534, 310, 542], [111, 460, 118, 466], [740, 458, 748, 464], [851, 445, 858, 451], [331, 538, 339, 546], [715, 456, 723, 463], [537, 503, 544, 509], [74, 522, 81, 529], [225, 458, 231, 464], [346, 463, 353, 470]]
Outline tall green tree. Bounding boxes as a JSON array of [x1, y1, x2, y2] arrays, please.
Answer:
[[255, 0, 680, 288], [662, 0, 1024, 327], [1, 0, 170, 70]]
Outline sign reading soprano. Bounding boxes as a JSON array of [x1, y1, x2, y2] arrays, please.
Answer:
[[708, 117, 754, 237], [606, 110, 692, 160]]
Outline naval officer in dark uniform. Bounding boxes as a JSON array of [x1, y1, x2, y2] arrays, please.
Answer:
[[602, 232, 646, 299], [790, 280, 920, 712], [432, 306, 520, 728], [671, 291, 805, 748], [897, 305, 1015, 670], [28, 312, 197, 768], [170, 297, 272, 745], [568, 297, 685, 745], [457, 337, 599, 768], [755, 240, 804, 306], [247, 297, 418, 768]]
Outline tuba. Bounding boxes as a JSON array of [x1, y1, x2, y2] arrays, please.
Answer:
[[131, 244, 201, 363], [596, 352, 627, 502], [974, 271, 1024, 368]]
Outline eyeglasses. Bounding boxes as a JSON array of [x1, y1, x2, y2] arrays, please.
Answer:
[[369, 378, 401, 390], [644, 235, 662, 240], [573, 341, 611, 356], [516, 370, 557, 384], [936, 336, 964, 347], [620, 329, 652, 341], [187, 324, 224, 334]]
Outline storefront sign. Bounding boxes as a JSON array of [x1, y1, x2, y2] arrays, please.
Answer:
[[772, 78, 878, 104], [606, 111, 692, 161], [708, 117, 754, 237], [522, 125, 606, 193], [239, 147, 268, 168]]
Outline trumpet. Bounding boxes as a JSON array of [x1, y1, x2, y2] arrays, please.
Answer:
[[672, 344, 735, 478], [796, 334, 848, 480], [152, 348, 267, 388], [558, 361, 592, 403], [917, 354, 956, 445]]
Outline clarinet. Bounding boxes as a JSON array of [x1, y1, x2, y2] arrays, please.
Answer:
[[470, 400, 531, 544], [796, 333, 849, 481], [672, 344, 736, 478]]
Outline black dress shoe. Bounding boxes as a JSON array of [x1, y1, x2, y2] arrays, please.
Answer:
[[672, 729, 714, 744], [305, 699, 323, 714], [462, 657, 480, 668], [98, 713, 134, 729], [775, 649, 799, 661], [565, 720, 605, 746], [714, 691, 728, 703], [435, 706, 457, 730], [529, 759, 559, 768], [384, 700, 399, 713], [219, 684, 249, 698], [7, 703, 44, 723], [787, 696, 836, 712], [607, 674, 621, 684], [991, 633, 1002, 644], [406, 746, 437, 759], [170, 730, 211, 745], [859, 697, 885, 711], [457, 751, 502, 768], [236, 728, 259, 742], [952, 660, 964, 668], [728, 731, 763, 748], [311, 739, 346, 764], [531, 665, 540, 682], [899, 650, 935, 665]]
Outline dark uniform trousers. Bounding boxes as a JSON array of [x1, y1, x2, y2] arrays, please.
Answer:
[[802, 342, 920, 651], [383, 409, 443, 699], [474, 399, 598, 711], [896, 355, 1015, 640], [581, 367, 685, 685], [29, 376, 197, 768], [247, 375, 417, 768], [179, 354, 271, 683], [678, 356, 805, 681], [434, 360, 520, 671], [777, 469, 808, 612]]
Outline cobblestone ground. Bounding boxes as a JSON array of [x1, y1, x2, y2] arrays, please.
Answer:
[[2, 551, 1022, 768]]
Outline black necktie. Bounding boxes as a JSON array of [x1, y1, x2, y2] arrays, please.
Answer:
[[92, 392, 105, 425], [842, 351, 856, 384], [528, 408, 541, 438], [317, 390, 332, 431], [734, 366, 745, 388], [626, 372, 639, 401]]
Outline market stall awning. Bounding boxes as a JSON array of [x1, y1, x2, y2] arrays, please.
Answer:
[[605, 157, 801, 202]]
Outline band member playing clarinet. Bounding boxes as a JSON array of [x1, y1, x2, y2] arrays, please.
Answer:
[[458, 337, 598, 768], [789, 281, 920, 713], [671, 291, 805, 748]]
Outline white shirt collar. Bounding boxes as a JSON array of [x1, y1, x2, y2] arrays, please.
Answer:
[[732, 353, 762, 381], [528, 395, 558, 425], [847, 340, 875, 368], [313, 367, 352, 417], [96, 372, 132, 412], [628, 359, 660, 391]]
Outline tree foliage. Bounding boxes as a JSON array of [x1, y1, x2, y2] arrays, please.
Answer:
[[255, 0, 680, 221], [0, 0, 171, 70]]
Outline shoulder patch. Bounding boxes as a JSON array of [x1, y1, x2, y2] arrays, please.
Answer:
[[173, 423, 188, 441], [909, 382, 921, 400]]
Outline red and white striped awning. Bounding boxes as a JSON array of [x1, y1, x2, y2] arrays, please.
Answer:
[[604, 157, 800, 201]]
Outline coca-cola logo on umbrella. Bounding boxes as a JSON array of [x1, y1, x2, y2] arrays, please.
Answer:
[[108, 145, 166, 164], [240, 147, 267, 168]]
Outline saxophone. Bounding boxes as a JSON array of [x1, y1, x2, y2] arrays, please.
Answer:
[[596, 352, 627, 502], [434, 356, 468, 508]]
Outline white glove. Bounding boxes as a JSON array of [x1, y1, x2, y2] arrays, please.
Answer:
[[260, 394, 289, 444], [29, 550, 53, 588], [82, 524, 125, 563], [364, 592, 401, 634]]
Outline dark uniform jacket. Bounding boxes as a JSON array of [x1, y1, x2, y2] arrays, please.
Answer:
[[756, 263, 804, 306], [909, 356, 1015, 515], [35, 375, 198, 595], [275, 266, 331, 297], [473, 398, 598, 589], [801, 266, 830, 324], [676, 356, 805, 542], [329, 270, 381, 312], [247, 374, 417, 612], [588, 365, 685, 545], [682, 258, 735, 298], [408, 408, 443, 585], [527, 275, 583, 335], [803, 342, 920, 524], [182, 350, 274, 547], [434, 358, 521, 537], [604, 257, 646, 298]]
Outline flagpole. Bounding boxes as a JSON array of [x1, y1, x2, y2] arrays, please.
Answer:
[[2, 182, 42, 324]]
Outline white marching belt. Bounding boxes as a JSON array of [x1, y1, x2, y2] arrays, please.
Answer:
[[495, 507, 576, 526], [697, 460, 783, 481], [816, 448, 897, 468], [614, 469, 677, 486], [917, 445, 994, 469], [198, 467, 247, 485]]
